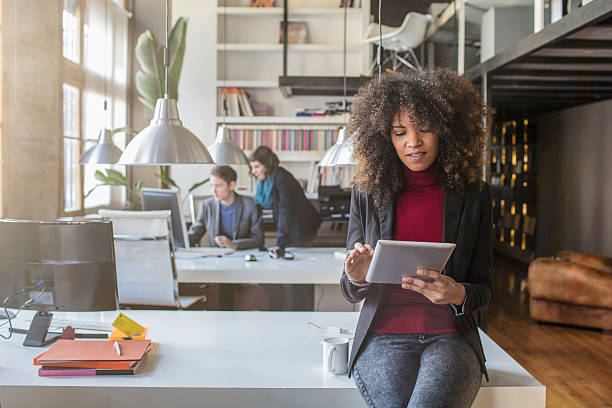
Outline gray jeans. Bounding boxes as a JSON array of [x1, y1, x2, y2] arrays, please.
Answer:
[[353, 333, 481, 408]]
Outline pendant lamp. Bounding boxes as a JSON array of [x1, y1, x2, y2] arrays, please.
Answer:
[[79, 0, 123, 165], [208, 125, 249, 165], [334, 130, 357, 166], [79, 128, 122, 164], [318, 1, 356, 167], [118, 0, 213, 165], [318, 126, 346, 167], [208, 1, 248, 165]]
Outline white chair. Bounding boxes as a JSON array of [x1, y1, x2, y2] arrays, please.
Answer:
[[98, 209, 203, 309], [188, 194, 211, 226], [364, 12, 433, 71]]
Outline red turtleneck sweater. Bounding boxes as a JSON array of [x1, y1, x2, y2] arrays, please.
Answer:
[[371, 164, 461, 334]]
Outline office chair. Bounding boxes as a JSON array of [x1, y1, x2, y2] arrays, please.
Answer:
[[99, 209, 203, 309], [188, 194, 212, 226], [364, 12, 433, 72]]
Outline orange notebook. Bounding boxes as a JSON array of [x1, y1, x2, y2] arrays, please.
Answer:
[[33, 353, 139, 370], [35, 339, 151, 363]]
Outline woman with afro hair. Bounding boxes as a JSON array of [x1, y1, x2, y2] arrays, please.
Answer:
[[341, 69, 493, 408]]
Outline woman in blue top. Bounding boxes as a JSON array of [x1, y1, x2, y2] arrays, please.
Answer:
[[250, 146, 322, 310], [249, 146, 321, 254]]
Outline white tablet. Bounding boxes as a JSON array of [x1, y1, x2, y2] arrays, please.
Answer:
[[365, 240, 456, 284]]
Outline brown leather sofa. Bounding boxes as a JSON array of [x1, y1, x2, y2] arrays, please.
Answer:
[[527, 251, 612, 332]]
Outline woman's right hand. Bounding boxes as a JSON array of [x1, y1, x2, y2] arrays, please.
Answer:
[[345, 242, 374, 283]]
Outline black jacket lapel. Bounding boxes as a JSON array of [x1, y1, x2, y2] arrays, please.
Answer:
[[378, 202, 395, 241], [443, 189, 464, 243]]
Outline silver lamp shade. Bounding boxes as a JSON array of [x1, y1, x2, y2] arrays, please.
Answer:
[[318, 126, 347, 167], [118, 96, 214, 165], [208, 125, 248, 165], [334, 131, 357, 166], [79, 128, 123, 165]]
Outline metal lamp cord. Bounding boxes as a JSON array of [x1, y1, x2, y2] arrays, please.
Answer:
[[378, 0, 382, 78], [343, 0, 347, 117], [164, 0, 169, 97]]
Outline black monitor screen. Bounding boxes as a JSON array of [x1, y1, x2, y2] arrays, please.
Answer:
[[140, 188, 187, 248], [0, 220, 118, 312]]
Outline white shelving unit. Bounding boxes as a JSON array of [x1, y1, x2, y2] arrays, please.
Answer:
[[216, 0, 370, 166], [215, 116, 347, 125], [171, 0, 368, 199]]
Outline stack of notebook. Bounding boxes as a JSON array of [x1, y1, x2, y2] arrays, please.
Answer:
[[34, 339, 151, 376]]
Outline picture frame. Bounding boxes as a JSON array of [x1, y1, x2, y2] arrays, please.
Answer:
[[279, 21, 308, 44]]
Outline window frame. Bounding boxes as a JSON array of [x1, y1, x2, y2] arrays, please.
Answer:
[[60, 0, 85, 217], [60, 0, 130, 216]]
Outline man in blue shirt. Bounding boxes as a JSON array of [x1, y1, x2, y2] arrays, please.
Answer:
[[188, 166, 263, 250]]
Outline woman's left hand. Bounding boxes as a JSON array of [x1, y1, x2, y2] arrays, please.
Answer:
[[402, 269, 466, 306]]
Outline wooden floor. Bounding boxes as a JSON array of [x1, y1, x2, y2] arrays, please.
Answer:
[[485, 255, 612, 408]]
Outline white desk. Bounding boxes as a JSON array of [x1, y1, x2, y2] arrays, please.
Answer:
[[0, 310, 545, 408], [176, 247, 352, 311], [175, 247, 345, 284]]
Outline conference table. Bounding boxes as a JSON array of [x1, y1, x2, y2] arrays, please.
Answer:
[[175, 247, 356, 311], [0, 310, 545, 408]]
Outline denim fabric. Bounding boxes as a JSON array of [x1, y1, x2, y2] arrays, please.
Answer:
[[353, 333, 481, 408]]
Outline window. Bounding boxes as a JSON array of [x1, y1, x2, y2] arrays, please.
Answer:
[[63, 83, 82, 212], [62, 0, 81, 64], [0, 8, 3, 218], [62, 0, 129, 214]]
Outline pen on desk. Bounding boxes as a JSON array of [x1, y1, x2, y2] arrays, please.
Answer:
[[114, 341, 122, 356]]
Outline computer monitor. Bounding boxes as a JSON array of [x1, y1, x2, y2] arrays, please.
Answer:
[[140, 188, 190, 249], [0, 220, 118, 346]]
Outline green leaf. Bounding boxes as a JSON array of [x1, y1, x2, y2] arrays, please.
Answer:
[[168, 17, 188, 101], [154, 172, 179, 190], [105, 169, 127, 186], [84, 184, 102, 199], [135, 30, 163, 77], [136, 72, 161, 111], [187, 178, 209, 195], [135, 30, 164, 110], [94, 170, 108, 183]]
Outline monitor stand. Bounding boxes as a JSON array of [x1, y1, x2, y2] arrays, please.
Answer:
[[22, 311, 61, 347]]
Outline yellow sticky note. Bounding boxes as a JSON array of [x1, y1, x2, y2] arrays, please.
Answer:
[[112, 313, 145, 337]]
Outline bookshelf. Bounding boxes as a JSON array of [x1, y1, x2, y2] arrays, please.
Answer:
[[490, 117, 537, 264], [215, 0, 371, 182], [170, 0, 369, 201]]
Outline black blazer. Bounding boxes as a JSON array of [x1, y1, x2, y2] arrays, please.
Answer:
[[272, 167, 322, 248], [188, 193, 264, 250], [340, 182, 493, 380]]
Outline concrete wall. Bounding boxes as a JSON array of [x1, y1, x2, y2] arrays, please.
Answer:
[[536, 99, 612, 257], [1, 0, 62, 220]]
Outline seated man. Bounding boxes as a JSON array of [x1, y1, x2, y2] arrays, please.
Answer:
[[188, 165, 263, 250]]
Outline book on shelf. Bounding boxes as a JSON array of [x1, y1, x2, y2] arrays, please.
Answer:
[[218, 87, 254, 117], [238, 89, 254, 117], [227, 126, 338, 152]]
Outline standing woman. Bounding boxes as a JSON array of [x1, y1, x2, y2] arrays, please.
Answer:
[[249, 146, 321, 252], [342, 69, 493, 408], [250, 146, 322, 310]]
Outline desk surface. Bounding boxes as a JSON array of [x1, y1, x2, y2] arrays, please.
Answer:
[[0, 310, 544, 408], [176, 247, 346, 284]]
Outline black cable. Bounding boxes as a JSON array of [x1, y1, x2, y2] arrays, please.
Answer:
[[0, 283, 49, 340]]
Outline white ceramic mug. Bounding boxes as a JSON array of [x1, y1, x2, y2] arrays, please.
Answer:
[[322, 337, 349, 375]]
